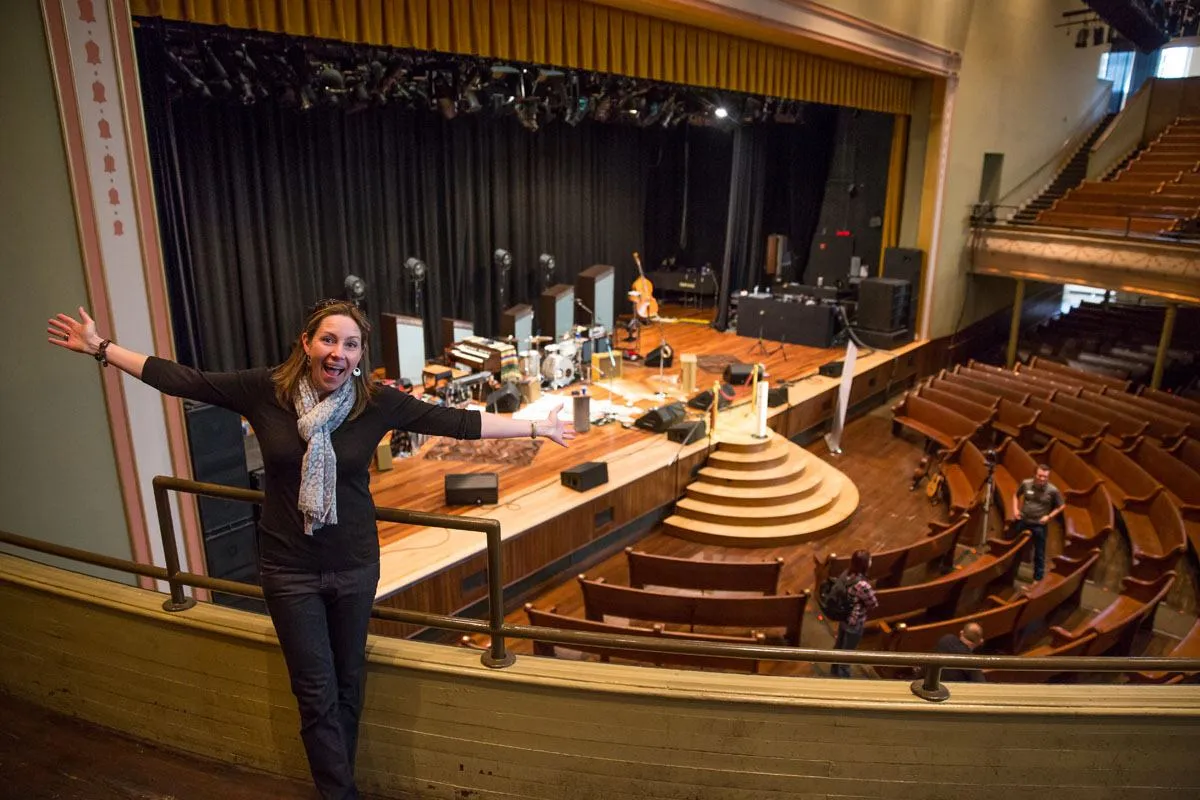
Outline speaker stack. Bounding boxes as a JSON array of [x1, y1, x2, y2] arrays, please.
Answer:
[[687, 383, 733, 411], [184, 401, 260, 611], [855, 275, 915, 350]]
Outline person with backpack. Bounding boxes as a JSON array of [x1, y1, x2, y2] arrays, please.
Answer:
[[827, 549, 877, 678]]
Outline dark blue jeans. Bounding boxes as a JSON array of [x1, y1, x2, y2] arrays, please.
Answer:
[[831, 624, 864, 678], [1014, 520, 1047, 580], [260, 560, 380, 800]]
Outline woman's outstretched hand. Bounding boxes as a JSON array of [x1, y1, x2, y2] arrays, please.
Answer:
[[543, 405, 576, 447], [47, 307, 101, 356]]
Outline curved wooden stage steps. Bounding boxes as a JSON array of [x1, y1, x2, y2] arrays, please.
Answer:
[[664, 433, 859, 546]]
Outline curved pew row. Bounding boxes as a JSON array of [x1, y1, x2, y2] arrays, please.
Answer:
[[1027, 439, 1115, 555], [1075, 440, 1187, 578], [813, 516, 968, 590], [523, 604, 767, 673]]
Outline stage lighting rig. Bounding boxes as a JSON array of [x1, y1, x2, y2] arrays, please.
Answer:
[[343, 274, 367, 308], [539, 253, 557, 292], [404, 257, 428, 318], [494, 249, 513, 307]]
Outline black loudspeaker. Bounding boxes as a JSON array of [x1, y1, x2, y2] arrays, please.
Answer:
[[858, 277, 912, 333], [882, 247, 923, 287], [634, 401, 686, 433], [445, 473, 499, 505], [183, 400, 251, 536], [687, 384, 734, 411], [485, 382, 522, 413], [667, 420, 708, 444], [645, 344, 674, 368], [819, 361, 844, 378], [723, 363, 755, 385], [768, 386, 789, 407], [561, 461, 609, 492]]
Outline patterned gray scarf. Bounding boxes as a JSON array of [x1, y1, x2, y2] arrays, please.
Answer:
[[294, 375, 355, 536]]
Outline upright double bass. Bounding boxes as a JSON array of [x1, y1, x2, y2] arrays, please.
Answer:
[[629, 251, 659, 319]]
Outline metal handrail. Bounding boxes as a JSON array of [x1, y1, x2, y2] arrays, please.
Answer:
[[3, 476, 1200, 703]]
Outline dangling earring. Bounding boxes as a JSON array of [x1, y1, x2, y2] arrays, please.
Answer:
[[352, 367, 362, 377]]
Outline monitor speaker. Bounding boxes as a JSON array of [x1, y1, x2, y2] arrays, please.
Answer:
[[687, 384, 734, 410], [767, 386, 789, 407], [485, 382, 522, 413], [645, 344, 674, 368], [633, 401, 686, 433], [445, 473, 499, 505], [723, 362, 755, 385], [667, 420, 708, 444], [858, 277, 912, 333], [561, 461, 609, 492]]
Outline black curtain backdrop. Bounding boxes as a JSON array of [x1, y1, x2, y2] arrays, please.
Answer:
[[136, 27, 873, 369], [642, 125, 734, 274], [714, 126, 769, 330], [762, 104, 840, 284]]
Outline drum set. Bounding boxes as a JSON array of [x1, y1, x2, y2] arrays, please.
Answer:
[[512, 326, 610, 391]]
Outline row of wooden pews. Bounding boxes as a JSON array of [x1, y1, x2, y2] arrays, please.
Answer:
[[1034, 116, 1200, 236], [516, 549, 808, 672]]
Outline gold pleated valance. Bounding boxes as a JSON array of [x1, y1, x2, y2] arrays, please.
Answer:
[[130, 0, 913, 114]]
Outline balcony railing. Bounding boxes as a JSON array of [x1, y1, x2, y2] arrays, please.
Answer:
[[2, 475, 1198, 703]]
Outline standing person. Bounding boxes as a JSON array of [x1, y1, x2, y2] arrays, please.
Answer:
[[47, 303, 573, 800], [830, 549, 877, 678], [1011, 463, 1064, 582], [934, 622, 986, 683]]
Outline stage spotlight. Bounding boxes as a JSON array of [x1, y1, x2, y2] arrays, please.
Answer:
[[343, 274, 367, 307], [493, 249, 513, 272], [539, 253, 556, 282], [404, 257, 427, 282], [714, 106, 729, 119]]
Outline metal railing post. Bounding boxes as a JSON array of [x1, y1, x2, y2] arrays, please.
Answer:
[[480, 521, 514, 668], [911, 664, 950, 702], [152, 478, 196, 612]]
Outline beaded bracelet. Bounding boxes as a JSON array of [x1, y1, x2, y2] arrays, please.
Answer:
[[94, 339, 112, 367]]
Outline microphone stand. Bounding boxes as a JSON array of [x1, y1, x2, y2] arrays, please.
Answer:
[[575, 298, 596, 383]]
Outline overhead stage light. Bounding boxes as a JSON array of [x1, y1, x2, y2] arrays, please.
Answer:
[[343, 274, 367, 307]]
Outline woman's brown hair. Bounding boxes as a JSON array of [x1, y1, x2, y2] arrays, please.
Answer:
[[271, 300, 377, 419]]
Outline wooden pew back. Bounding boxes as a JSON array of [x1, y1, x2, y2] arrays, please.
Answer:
[[524, 604, 765, 672], [880, 598, 1029, 655], [578, 576, 808, 646], [625, 548, 783, 594], [1078, 440, 1161, 506], [1125, 438, 1200, 506], [1029, 355, 1131, 391]]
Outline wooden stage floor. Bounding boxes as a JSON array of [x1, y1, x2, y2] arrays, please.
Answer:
[[370, 303, 870, 596]]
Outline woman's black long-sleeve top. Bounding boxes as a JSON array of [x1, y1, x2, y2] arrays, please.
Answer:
[[142, 357, 482, 571]]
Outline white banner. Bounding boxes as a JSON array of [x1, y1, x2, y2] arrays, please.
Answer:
[[824, 341, 859, 454]]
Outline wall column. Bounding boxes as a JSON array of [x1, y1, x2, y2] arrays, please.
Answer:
[[1151, 303, 1177, 390], [1005, 278, 1025, 369]]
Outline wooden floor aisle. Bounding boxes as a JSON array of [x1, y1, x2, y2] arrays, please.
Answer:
[[0, 690, 377, 800]]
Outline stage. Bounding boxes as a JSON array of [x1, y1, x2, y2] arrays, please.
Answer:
[[368, 304, 928, 634]]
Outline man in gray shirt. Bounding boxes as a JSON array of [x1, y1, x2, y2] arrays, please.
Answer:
[[1011, 463, 1064, 581]]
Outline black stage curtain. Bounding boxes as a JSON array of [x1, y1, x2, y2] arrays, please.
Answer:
[[138, 34, 649, 370], [137, 27, 853, 366], [763, 104, 839, 283], [642, 126, 734, 275], [714, 126, 769, 330]]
